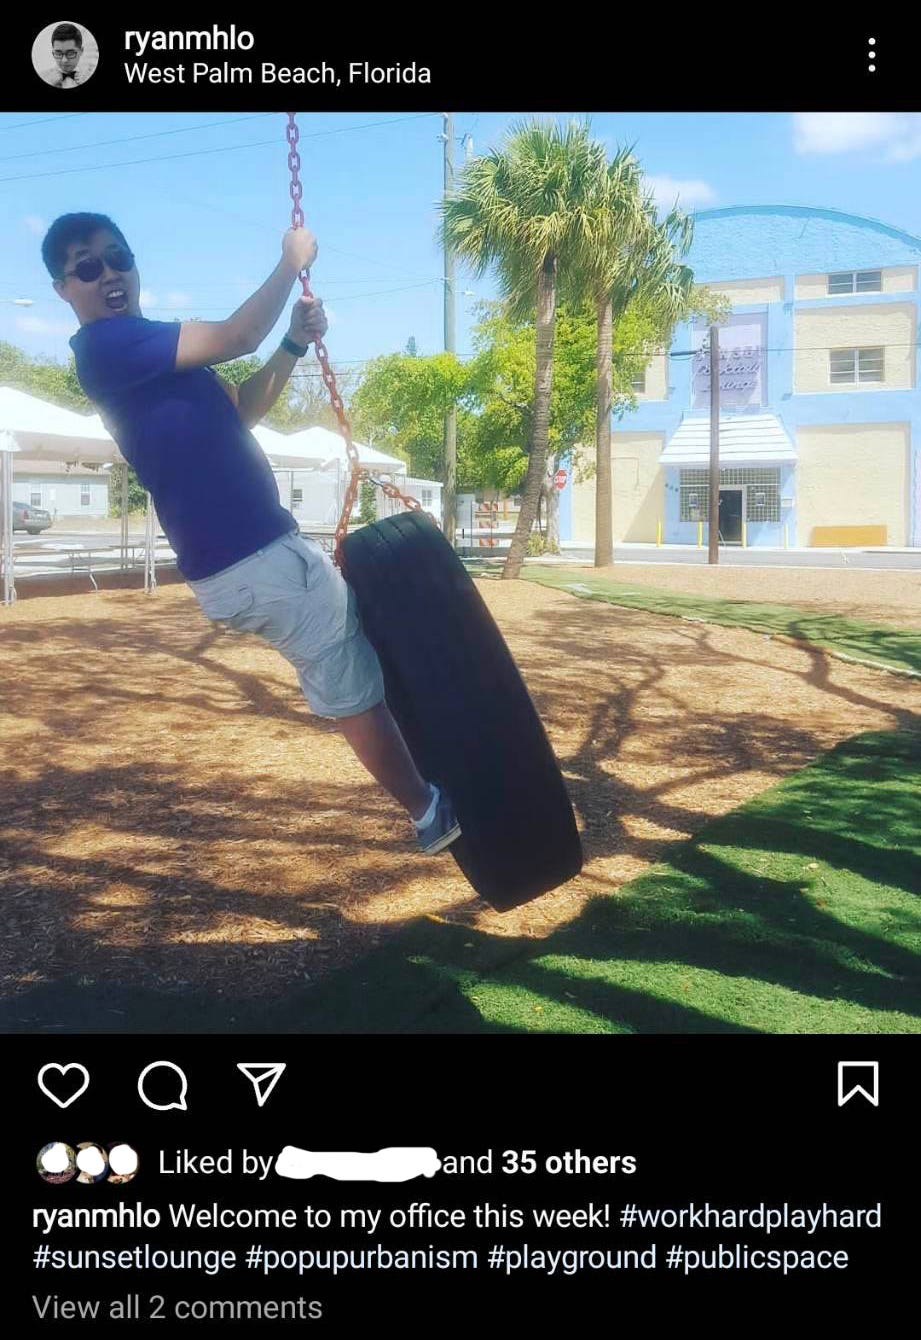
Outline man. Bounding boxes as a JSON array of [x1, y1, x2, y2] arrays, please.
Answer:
[[38, 24, 93, 88], [43, 213, 460, 855]]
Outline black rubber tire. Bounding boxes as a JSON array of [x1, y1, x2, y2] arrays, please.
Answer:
[[340, 513, 582, 910]]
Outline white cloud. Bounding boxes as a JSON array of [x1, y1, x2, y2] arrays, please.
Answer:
[[793, 112, 921, 161], [646, 175, 717, 211], [139, 289, 158, 307], [15, 315, 75, 336], [166, 291, 191, 306], [23, 215, 47, 236]]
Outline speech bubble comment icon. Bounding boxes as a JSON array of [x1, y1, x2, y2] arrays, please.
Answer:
[[137, 1061, 189, 1112]]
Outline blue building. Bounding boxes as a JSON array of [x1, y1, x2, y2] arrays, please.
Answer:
[[566, 205, 921, 549]]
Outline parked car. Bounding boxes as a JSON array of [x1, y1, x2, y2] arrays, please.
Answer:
[[12, 502, 52, 535]]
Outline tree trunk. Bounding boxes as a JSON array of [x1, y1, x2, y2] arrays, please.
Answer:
[[594, 293, 614, 567], [544, 470, 560, 553], [503, 254, 557, 579]]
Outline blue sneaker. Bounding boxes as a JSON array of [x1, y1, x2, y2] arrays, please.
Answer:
[[415, 787, 461, 855]]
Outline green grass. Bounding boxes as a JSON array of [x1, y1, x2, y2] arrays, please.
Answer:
[[519, 566, 921, 676], [272, 732, 921, 1034]]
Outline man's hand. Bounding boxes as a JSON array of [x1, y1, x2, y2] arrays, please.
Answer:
[[282, 227, 319, 274], [288, 297, 328, 350]]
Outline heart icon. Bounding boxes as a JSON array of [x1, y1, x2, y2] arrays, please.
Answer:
[[38, 1063, 90, 1109]]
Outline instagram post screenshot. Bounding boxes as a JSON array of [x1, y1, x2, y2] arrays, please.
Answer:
[[1, 17, 917, 1330]]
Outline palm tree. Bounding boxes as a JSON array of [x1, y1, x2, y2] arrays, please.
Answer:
[[440, 119, 608, 579], [575, 169, 696, 567]]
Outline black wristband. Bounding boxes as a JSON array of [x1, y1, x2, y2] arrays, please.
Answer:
[[281, 334, 309, 358]]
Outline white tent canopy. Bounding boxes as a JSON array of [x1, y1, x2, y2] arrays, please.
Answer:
[[250, 423, 316, 465], [0, 386, 123, 465], [1, 387, 129, 604], [282, 425, 406, 472], [0, 388, 412, 606]]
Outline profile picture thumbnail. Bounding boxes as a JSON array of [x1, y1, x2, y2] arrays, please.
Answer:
[[32, 22, 99, 89], [37, 1142, 76, 1184]]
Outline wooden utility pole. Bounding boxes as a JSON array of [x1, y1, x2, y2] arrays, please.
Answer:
[[708, 323, 720, 565]]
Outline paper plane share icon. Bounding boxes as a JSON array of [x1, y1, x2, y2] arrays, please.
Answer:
[[237, 1063, 287, 1108]]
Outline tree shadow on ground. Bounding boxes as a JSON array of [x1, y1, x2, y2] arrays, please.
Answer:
[[243, 731, 921, 1035], [2, 587, 920, 1033]]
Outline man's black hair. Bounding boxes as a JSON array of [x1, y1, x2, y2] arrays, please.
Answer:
[[42, 214, 130, 279], [52, 24, 83, 47]]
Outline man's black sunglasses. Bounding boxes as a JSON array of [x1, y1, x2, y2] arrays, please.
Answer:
[[62, 245, 135, 284]]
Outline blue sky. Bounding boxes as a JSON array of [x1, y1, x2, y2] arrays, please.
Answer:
[[2, 111, 920, 378]]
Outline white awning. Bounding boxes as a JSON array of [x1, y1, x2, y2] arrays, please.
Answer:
[[659, 414, 797, 466], [0, 386, 122, 465], [285, 425, 406, 472], [251, 424, 320, 467]]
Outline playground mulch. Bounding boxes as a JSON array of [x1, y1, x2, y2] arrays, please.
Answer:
[[1, 575, 920, 1029]]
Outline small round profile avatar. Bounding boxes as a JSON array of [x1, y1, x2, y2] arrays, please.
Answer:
[[33, 22, 99, 89], [37, 1141, 77, 1184]]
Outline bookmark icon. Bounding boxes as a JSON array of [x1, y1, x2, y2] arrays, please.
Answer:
[[837, 1061, 879, 1108], [237, 1063, 287, 1108]]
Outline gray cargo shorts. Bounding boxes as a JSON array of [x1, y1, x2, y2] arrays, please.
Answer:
[[188, 531, 385, 719]]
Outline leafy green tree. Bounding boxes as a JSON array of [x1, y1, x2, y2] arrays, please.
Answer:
[[107, 462, 148, 516], [351, 351, 468, 479], [463, 303, 596, 547], [441, 118, 610, 579], [564, 153, 731, 565], [358, 479, 378, 525], [0, 341, 88, 410]]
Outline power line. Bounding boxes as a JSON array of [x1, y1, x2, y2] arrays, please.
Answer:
[[290, 360, 374, 369], [0, 135, 279, 185], [0, 112, 434, 187], [0, 114, 82, 133], [173, 186, 441, 278], [0, 114, 274, 165], [111, 278, 442, 314]]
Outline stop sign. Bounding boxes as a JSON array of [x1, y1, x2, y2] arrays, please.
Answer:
[[553, 469, 568, 491]]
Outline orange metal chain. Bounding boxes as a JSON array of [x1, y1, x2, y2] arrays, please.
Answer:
[[285, 113, 422, 565]]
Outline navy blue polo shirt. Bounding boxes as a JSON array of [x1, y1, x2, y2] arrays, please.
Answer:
[[71, 316, 295, 579]]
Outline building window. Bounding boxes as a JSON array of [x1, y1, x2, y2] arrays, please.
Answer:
[[421, 488, 434, 508], [291, 488, 303, 505], [80, 483, 91, 507], [680, 468, 781, 523], [30, 490, 42, 507], [827, 270, 882, 295], [829, 347, 885, 384], [631, 367, 646, 393]]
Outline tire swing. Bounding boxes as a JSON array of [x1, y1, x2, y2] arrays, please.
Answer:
[[285, 115, 582, 911]]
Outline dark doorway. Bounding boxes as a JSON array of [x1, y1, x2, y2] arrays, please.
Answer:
[[718, 488, 743, 544]]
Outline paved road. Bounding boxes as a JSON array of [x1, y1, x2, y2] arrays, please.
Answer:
[[560, 545, 921, 571], [11, 532, 921, 576], [465, 543, 921, 572]]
